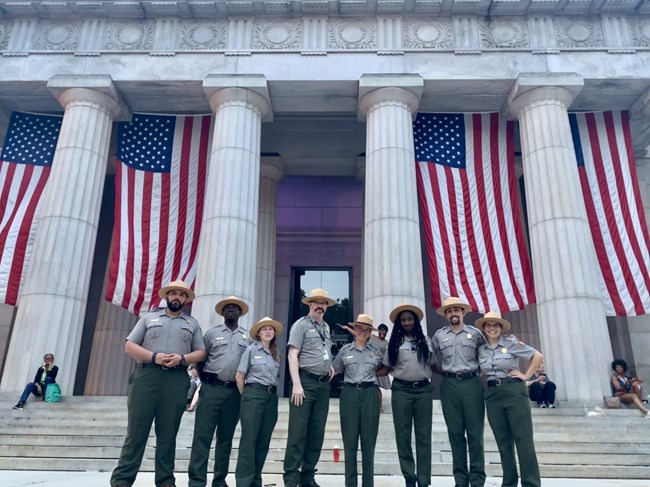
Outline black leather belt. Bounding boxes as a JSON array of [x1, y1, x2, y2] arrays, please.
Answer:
[[394, 378, 430, 389], [299, 369, 329, 382], [344, 382, 377, 389], [202, 372, 237, 388], [442, 371, 479, 380], [246, 383, 277, 394], [488, 377, 522, 387], [138, 363, 184, 370]]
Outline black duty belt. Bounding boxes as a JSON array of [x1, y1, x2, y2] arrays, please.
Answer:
[[343, 382, 377, 389], [299, 369, 329, 382], [246, 383, 277, 394], [394, 378, 430, 389], [202, 372, 237, 388], [442, 371, 479, 380], [138, 363, 184, 370], [487, 377, 522, 388]]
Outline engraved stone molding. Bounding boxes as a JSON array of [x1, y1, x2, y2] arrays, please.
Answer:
[[0, 22, 11, 50], [403, 19, 453, 49], [180, 21, 228, 50], [377, 16, 403, 53], [453, 16, 481, 53], [480, 17, 529, 49], [302, 16, 328, 53], [33, 22, 80, 51], [329, 18, 377, 50], [600, 15, 633, 50], [554, 17, 604, 48], [254, 21, 302, 50], [527, 16, 558, 52], [631, 16, 650, 48], [152, 18, 180, 53], [227, 18, 254, 54], [105, 21, 154, 51], [77, 19, 107, 54]]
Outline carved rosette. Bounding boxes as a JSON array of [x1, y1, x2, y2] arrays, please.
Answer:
[[630, 17, 650, 47], [254, 22, 302, 50], [480, 18, 529, 48], [554, 18, 604, 48], [0, 22, 12, 50], [329, 19, 376, 49], [180, 22, 227, 50], [404, 20, 453, 49], [33, 22, 80, 51], [105, 22, 154, 50]]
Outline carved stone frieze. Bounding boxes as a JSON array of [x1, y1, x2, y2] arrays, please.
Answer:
[[329, 18, 376, 49], [254, 21, 302, 50], [105, 22, 154, 50], [630, 17, 650, 47], [403, 19, 453, 49], [180, 22, 227, 50], [33, 22, 80, 51], [480, 17, 529, 48], [0, 22, 11, 50], [554, 17, 604, 48]]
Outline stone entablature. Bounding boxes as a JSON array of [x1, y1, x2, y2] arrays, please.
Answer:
[[2, 14, 650, 55]]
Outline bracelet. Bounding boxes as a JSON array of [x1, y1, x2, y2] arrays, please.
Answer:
[[151, 352, 158, 364]]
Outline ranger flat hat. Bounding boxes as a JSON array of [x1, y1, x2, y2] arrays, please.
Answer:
[[436, 296, 472, 316], [158, 280, 196, 302], [475, 311, 511, 333], [348, 313, 377, 330], [301, 288, 336, 306], [389, 303, 424, 323], [250, 317, 283, 339], [215, 296, 249, 316]]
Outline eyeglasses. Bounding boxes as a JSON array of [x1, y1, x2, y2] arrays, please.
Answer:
[[44, 356, 54, 360]]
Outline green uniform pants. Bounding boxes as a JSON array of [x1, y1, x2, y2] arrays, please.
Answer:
[[110, 366, 188, 487], [188, 382, 241, 487], [391, 380, 433, 486], [283, 372, 331, 485], [440, 376, 485, 487], [235, 385, 279, 487], [339, 385, 381, 487], [485, 381, 541, 487]]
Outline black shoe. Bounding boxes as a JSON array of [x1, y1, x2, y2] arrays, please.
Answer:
[[302, 483, 320, 487], [284, 483, 299, 487], [406, 480, 416, 487], [12, 402, 24, 410]]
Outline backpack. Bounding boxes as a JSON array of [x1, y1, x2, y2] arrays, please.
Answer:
[[44, 383, 61, 403]]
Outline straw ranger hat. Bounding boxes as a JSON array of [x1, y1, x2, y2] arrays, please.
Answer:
[[158, 280, 196, 302], [389, 303, 424, 323], [215, 296, 249, 316], [348, 313, 377, 330], [301, 288, 336, 306], [250, 317, 283, 339], [475, 311, 511, 333], [436, 296, 472, 316]]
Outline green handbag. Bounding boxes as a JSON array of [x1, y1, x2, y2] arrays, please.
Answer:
[[44, 383, 61, 403]]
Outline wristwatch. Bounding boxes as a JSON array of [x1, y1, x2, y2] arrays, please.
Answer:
[[180, 354, 186, 366]]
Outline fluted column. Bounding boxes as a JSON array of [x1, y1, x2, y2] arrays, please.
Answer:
[[193, 75, 271, 330], [0, 75, 126, 395], [255, 156, 283, 320], [359, 75, 425, 329], [507, 74, 613, 403]]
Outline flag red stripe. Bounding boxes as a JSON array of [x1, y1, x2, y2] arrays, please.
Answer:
[[457, 167, 480, 311], [0, 162, 20, 258], [104, 162, 122, 303], [172, 117, 193, 277], [416, 162, 442, 307], [132, 171, 153, 315], [0, 165, 36, 263], [120, 166, 136, 310]]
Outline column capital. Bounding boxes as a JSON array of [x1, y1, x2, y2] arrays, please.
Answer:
[[47, 74, 130, 120], [203, 74, 272, 122], [505, 73, 584, 119], [260, 155, 284, 182], [358, 74, 423, 121]]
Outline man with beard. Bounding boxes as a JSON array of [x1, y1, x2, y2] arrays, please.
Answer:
[[111, 280, 206, 487], [188, 296, 253, 487], [283, 288, 336, 487], [431, 297, 486, 487]]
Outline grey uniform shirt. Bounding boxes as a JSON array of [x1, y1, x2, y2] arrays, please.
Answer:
[[203, 324, 253, 381], [126, 310, 204, 361], [287, 315, 333, 376], [432, 324, 485, 374], [382, 337, 435, 382], [478, 335, 537, 381], [332, 341, 382, 384], [237, 342, 280, 387]]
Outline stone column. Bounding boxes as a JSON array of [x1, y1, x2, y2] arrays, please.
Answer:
[[255, 156, 284, 321], [507, 74, 613, 403], [192, 75, 271, 330], [0, 75, 126, 395], [358, 75, 426, 330]]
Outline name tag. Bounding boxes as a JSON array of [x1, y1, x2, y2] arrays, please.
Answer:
[[323, 350, 329, 360], [215, 336, 224, 341], [242, 333, 247, 339], [151, 319, 160, 322], [254, 355, 262, 359], [346, 355, 353, 359]]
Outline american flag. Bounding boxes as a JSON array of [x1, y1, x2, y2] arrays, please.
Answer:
[[570, 111, 650, 316], [0, 112, 62, 306], [105, 113, 212, 315], [414, 112, 535, 313]]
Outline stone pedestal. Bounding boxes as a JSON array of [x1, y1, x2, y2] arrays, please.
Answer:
[[358, 75, 426, 329], [192, 76, 270, 330], [507, 74, 613, 402], [0, 76, 125, 395]]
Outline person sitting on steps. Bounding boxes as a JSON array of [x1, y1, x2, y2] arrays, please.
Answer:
[[12, 353, 58, 410]]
